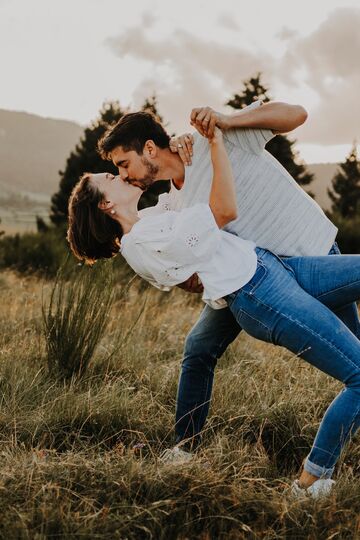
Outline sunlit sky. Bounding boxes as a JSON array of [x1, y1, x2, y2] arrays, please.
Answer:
[[1, 0, 360, 163]]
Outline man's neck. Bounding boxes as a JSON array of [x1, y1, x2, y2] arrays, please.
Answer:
[[157, 149, 185, 189]]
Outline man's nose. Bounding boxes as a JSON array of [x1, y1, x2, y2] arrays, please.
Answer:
[[118, 169, 128, 180]]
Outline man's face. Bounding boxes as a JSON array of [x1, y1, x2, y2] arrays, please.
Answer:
[[111, 145, 159, 191]]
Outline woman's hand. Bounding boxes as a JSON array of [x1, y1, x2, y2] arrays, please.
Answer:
[[190, 106, 230, 138], [169, 133, 194, 166]]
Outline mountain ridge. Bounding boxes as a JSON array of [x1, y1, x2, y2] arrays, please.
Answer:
[[0, 108, 339, 211]]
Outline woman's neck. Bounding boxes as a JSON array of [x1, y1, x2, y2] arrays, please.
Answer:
[[115, 201, 140, 235], [119, 212, 139, 235]]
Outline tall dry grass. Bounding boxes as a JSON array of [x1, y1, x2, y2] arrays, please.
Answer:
[[42, 261, 115, 379], [0, 269, 359, 539]]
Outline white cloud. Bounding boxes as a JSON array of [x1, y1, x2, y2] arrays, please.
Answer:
[[107, 7, 360, 144], [107, 26, 274, 133], [276, 27, 298, 41], [278, 7, 360, 144], [217, 12, 240, 31]]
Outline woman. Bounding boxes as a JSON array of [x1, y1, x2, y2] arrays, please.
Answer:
[[67, 127, 360, 499]]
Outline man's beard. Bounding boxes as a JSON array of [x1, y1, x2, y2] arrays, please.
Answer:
[[128, 158, 159, 191]]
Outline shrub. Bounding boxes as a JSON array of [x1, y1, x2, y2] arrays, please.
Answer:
[[42, 261, 115, 379], [330, 212, 360, 254], [0, 227, 69, 277]]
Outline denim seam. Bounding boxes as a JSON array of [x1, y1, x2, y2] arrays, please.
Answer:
[[304, 457, 334, 478], [247, 263, 268, 295], [249, 294, 360, 375], [247, 293, 360, 469], [311, 445, 336, 456], [212, 314, 242, 359], [320, 404, 360, 468], [198, 372, 212, 432], [235, 304, 272, 342], [272, 254, 297, 278], [177, 358, 212, 442], [316, 278, 360, 300]]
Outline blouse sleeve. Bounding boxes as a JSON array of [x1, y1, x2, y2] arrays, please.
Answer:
[[168, 203, 221, 264], [223, 100, 274, 155], [121, 204, 221, 289]]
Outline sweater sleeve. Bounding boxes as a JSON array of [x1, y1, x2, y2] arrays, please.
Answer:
[[223, 100, 275, 155]]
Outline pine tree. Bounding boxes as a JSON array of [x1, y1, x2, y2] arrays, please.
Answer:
[[226, 73, 314, 189], [50, 97, 168, 227], [328, 143, 360, 218], [50, 101, 124, 226]]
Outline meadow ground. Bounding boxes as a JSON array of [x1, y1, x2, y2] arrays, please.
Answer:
[[0, 269, 360, 539]]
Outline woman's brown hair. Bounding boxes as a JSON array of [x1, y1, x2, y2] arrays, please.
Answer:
[[67, 173, 123, 265]]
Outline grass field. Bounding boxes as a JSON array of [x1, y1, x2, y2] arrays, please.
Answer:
[[0, 193, 50, 235], [0, 269, 360, 539]]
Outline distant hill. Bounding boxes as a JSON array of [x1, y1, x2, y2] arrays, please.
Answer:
[[0, 108, 340, 216], [307, 162, 339, 211], [0, 109, 83, 198]]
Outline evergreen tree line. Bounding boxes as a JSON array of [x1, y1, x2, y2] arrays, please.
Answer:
[[326, 142, 360, 253], [49, 75, 315, 228], [49, 73, 360, 253], [1, 74, 359, 277]]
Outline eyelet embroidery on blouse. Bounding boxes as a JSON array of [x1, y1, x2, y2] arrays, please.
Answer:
[[162, 203, 170, 211], [186, 234, 199, 247], [164, 267, 180, 278]]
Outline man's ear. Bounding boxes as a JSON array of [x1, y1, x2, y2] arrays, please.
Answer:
[[143, 139, 157, 159]]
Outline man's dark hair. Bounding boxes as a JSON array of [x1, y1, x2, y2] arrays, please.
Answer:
[[98, 111, 171, 160]]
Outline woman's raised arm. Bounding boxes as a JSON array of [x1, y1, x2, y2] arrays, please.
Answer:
[[208, 127, 238, 228]]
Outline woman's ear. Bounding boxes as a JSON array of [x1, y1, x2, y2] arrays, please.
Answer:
[[98, 199, 114, 213]]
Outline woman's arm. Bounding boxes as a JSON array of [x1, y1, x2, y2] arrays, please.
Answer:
[[208, 127, 238, 228]]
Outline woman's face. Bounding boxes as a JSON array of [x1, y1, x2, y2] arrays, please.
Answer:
[[90, 172, 142, 210]]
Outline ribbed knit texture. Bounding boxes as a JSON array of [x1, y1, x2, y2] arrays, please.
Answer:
[[172, 126, 337, 257]]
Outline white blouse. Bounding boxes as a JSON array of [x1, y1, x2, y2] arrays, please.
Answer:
[[120, 203, 257, 309]]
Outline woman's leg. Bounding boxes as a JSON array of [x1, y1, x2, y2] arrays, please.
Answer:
[[327, 242, 360, 339], [282, 253, 360, 325], [226, 249, 360, 480]]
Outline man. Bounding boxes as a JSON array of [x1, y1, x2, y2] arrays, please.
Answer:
[[97, 101, 360, 462]]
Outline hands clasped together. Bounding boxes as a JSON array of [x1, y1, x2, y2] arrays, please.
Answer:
[[169, 106, 227, 166]]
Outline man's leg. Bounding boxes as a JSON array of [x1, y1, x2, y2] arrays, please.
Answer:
[[175, 305, 241, 449], [328, 242, 360, 338]]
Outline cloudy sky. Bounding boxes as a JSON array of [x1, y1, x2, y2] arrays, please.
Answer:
[[1, 0, 359, 163]]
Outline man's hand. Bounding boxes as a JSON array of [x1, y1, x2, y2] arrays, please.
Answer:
[[177, 273, 204, 294], [190, 107, 230, 139], [169, 133, 194, 166]]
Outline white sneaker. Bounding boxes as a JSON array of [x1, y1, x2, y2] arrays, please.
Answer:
[[290, 478, 336, 499], [159, 446, 193, 465]]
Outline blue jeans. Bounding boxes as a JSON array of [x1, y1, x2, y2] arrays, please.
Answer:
[[175, 245, 360, 477]]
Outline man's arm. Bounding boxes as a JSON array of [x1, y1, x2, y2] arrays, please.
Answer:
[[190, 102, 308, 138], [177, 273, 204, 293]]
